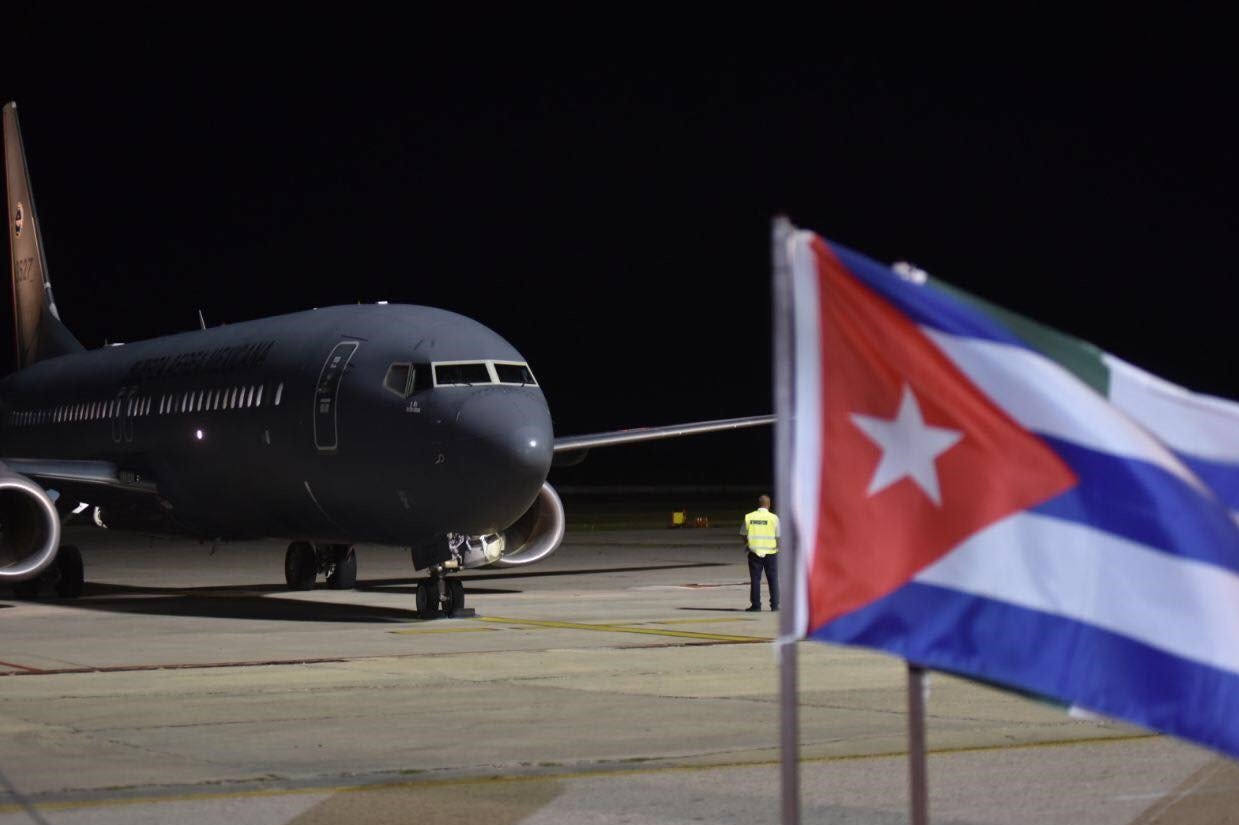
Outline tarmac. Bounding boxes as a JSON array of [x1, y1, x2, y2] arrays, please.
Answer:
[[1, 523, 1235, 824]]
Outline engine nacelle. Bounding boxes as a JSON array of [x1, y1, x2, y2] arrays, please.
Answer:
[[451, 482, 566, 569], [494, 481, 565, 566], [0, 464, 61, 581]]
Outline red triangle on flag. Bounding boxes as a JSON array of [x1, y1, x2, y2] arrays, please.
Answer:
[[807, 239, 1077, 629]]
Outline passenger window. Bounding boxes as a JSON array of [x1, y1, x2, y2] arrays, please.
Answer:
[[384, 363, 413, 397], [274, 383, 284, 406], [256, 385, 264, 406]]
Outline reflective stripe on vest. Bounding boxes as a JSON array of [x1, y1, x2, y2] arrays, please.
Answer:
[[745, 511, 778, 556]]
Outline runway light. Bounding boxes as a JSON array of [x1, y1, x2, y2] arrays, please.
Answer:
[[195, 429, 205, 440], [529, 440, 538, 448]]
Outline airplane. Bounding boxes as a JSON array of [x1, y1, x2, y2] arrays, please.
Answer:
[[0, 102, 773, 616]]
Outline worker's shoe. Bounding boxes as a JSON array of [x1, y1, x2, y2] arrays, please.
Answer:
[[745, 605, 761, 612]]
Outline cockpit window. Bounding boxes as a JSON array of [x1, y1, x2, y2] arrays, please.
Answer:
[[384, 363, 414, 397], [433, 362, 493, 386], [494, 362, 537, 386], [412, 364, 432, 392]]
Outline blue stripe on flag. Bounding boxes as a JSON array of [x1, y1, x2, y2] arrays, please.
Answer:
[[1032, 436, 1239, 574], [812, 581, 1239, 759], [1177, 453, 1239, 512], [827, 241, 1028, 348]]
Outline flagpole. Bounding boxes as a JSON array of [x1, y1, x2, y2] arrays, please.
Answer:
[[772, 216, 800, 825], [907, 663, 929, 825]]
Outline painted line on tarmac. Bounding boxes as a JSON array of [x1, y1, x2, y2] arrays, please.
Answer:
[[0, 659, 43, 673], [389, 626, 499, 636], [632, 582, 749, 590], [0, 731, 1161, 816], [0, 655, 352, 677], [475, 616, 770, 643], [0, 634, 754, 677], [639, 617, 753, 626]]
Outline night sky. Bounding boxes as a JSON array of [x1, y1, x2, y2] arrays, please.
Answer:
[[3, 19, 1236, 485]]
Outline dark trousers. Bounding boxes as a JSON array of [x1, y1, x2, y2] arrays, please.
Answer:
[[747, 551, 778, 609]]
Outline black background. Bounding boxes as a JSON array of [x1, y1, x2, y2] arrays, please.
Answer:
[[3, 14, 1236, 485]]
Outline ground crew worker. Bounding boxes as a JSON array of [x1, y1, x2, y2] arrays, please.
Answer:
[[741, 494, 779, 611]]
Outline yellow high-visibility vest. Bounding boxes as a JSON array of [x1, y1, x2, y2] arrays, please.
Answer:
[[743, 508, 780, 556]]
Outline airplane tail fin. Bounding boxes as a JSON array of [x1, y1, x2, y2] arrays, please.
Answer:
[[3, 102, 84, 370]]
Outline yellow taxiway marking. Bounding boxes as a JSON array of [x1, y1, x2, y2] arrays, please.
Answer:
[[475, 616, 769, 643], [639, 617, 752, 626], [0, 732, 1160, 815], [389, 627, 498, 636]]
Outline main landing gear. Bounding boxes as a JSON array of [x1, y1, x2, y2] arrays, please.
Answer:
[[284, 542, 357, 590], [414, 575, 466, 619], [11, 545, 85, 599]]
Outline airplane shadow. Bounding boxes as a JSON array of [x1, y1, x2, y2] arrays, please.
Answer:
[[18, 589, 420, 623], [2, 562, 729, 623], [357, 561, 728, 594], [444, 561, 730, 582]]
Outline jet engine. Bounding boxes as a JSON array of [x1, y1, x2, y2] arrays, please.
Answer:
[[448, 482, 566, 569], [0, 464, 61, 582], [493, 481, 565, 566]]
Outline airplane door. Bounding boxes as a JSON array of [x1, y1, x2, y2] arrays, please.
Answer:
[[123, 388, 137, 442], [313, 341, 359, 452], [112, 387, 136, 444]]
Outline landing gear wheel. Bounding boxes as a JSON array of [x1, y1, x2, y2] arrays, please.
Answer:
[[443, 579, 465, 616], [415, 580, 439, 618], [13, 578, 41, 599], [53, 545, 84, 599], [326, 545, 357, 590], [284, 541, 317, 590]]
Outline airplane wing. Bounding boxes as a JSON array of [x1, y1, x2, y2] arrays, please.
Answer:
[[552, 414, 775, 453], [2, 458, 160, 495]]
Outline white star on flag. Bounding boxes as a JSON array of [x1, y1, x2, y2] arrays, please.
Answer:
[[850, 384, 964, 506]]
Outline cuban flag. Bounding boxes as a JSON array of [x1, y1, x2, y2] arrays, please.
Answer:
[[786, 228, 1239, 758]]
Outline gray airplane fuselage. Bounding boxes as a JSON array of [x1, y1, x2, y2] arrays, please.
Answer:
[[0, 303, 554, 548]]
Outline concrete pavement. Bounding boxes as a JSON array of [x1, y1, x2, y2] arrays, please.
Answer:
[[0, 525, 1232, 823]]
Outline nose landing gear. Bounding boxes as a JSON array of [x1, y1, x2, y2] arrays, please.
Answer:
[[407, 535, 476, 619], [415, 575, 467, 619]]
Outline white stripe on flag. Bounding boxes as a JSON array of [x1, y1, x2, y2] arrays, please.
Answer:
[[915, 511, 1239, 675], [923, 329, 1203, 492], [1104, 354, 1239, 465], [789, 230, 823, 638]]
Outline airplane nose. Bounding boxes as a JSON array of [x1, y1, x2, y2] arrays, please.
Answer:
[[455, 390, 554, 487]]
